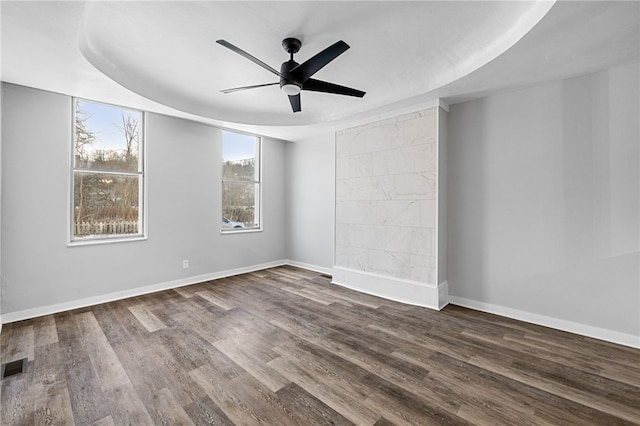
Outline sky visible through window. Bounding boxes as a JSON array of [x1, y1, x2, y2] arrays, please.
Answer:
[[78, 100, 138, 150], [223, 130, 257, 161], [79, 101, 256, 161]]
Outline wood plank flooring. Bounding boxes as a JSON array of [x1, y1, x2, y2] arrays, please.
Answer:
[[1, 266, 639, 425]]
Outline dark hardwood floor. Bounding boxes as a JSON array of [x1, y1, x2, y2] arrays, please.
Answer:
[[1, 266, 639, 425]]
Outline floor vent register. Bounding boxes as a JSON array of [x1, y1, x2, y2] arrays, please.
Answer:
[[1, 358, 28, 379]]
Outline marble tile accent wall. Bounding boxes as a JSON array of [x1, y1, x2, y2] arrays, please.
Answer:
[[336, 108, 439, 284]]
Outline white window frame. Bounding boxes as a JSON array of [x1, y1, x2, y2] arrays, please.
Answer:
[[68, 98, 147, 246], [221, 131, 262, 233]]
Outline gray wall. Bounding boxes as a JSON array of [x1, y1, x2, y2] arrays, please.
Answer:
[[284, 132, 335, 272], [447, 62, 639, 337], [1, 83, 287, 317]]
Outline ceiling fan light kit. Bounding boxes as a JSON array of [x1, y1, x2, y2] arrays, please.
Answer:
[[281, 84, 301, 96], [217, 37, 365, 113]]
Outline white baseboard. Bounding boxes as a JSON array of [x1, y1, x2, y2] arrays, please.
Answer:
[[1, 260, 288, 324], [332, 266, 447, 310], [284, 260, 333, 276], [448, 295, 640, 349]]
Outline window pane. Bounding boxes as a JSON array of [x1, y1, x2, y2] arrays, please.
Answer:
[[222, 131, 257, 180], [74, 100, 141, 172], [222, 181, 258, 228], [73, 172, 141, 238]]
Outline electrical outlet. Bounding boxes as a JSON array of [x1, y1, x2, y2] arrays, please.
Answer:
[[182, 259, 189, 269]]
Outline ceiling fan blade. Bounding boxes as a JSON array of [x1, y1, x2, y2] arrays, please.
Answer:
[[303, 78, 366, 98], [288, 94, 301, 113], [221, 82, 279, 94], [291, 40, 350, 82], [216, 39, 284, 78]]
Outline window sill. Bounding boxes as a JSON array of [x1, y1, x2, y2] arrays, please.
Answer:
[[68, 235, 147, 247], [220, 228, 263, 235]]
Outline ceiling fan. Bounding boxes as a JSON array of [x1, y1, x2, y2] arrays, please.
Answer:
[[216, 38, 366, 113]]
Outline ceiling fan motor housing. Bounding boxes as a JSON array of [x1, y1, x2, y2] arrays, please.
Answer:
[[280, 59, 302, 92]]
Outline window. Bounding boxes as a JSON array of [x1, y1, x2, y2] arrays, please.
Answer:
[[222, 131, 261, 231], [71, 99, 145, 243]]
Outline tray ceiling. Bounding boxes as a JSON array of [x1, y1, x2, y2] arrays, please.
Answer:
[[1, 1, 638, 140]]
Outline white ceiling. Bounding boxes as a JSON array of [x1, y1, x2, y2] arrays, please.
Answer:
[[1, 1, 638, 141]]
